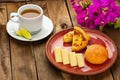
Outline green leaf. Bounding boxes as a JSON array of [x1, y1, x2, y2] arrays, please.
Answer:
[[114, 22, 120, 29], [114, 18, 120, 29]]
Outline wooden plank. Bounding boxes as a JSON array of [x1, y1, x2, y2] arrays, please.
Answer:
[[6, 2, 37, 80], [26, 1, 63, 80], [0, 5, 6, 26], [46, 0, 72, 33], [0, 0, 26, 2], [0, 3, 12, 80], [88, 70, 113, 80], [27, 0, 45, 1], [65, 0, 78, 26], [62, 72, 87, 80]]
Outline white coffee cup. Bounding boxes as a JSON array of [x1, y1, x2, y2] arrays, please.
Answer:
[[10, 4, 43, 34]]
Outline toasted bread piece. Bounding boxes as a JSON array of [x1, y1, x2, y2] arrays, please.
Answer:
[[63, 31, 74, 43], [72, 26, 90, 51]]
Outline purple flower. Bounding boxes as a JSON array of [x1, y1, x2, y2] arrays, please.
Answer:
[[73, 4, 82, 14], [71, 0, 120, 30], [89, 21, 96, 29], [76, 9, 87, 26]]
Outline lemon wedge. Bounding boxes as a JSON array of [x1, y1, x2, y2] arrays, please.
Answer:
[[16, 27, 32, 40], [16, 30, 22, 36]]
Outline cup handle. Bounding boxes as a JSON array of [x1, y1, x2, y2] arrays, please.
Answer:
[[10, 12, 19, 23]]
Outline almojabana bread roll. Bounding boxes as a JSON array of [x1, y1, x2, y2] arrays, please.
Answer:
[[85, 44, 108, 64]]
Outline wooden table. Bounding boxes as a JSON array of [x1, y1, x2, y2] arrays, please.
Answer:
[[0, 0, 120, 80]]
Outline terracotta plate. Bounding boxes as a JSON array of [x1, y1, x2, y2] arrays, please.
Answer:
[[45, 27, 118, 75]]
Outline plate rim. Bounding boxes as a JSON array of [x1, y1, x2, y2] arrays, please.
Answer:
[[45, 27, 118, 76]]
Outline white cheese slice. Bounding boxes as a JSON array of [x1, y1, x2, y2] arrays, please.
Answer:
[[61, 49, 70, 64], [54, 47, 62, 62], [69, 52, 77, 66], [76, 54, 85, 67]]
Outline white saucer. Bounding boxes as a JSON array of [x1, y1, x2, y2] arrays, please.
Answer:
[[6, 15, 54, 41]]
